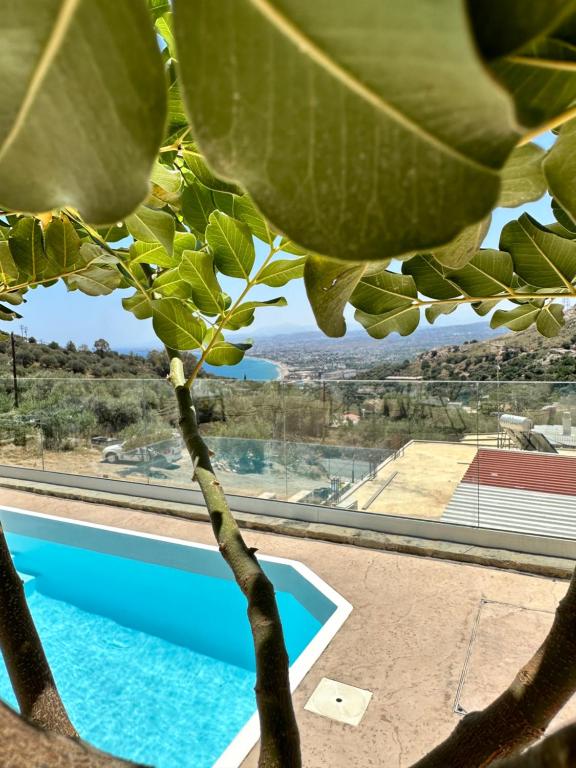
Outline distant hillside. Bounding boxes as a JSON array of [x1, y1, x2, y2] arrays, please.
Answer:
[[360, 308, 576, 381], [0, 335, 202, 379]]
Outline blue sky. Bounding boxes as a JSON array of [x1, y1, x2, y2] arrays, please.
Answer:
[[0, 136, 558, 350]]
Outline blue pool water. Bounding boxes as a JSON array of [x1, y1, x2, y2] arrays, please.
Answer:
[[0, 531, 330, 767]]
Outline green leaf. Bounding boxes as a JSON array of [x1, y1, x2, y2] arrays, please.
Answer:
[[467, 0, 575, 59], [8, 218, 46, 282], [44, 217, 83, 277], [129, 240, 175, 269], [304, 255, 365, 337], [65, 245, 122, 296], [183, 146, 241, 194], [0, 240, 18, 284], [0, 303, 20, 321], [425, 302, 458, 324], [402, 255, 461, 300], [181, 179, 217, 237], [500, 213, 576, 288], [498, 143, 547, 207], [551, 198, 576, 233], [434, 218, 490, 269], [445, 250, 514, 297], [179, 250, 225, 315], [175, 0, 519, 261], [149, 161, 183, 206], [204, 333, 252, 366], [351, 270, 417, 314], [255, 258, 306, 287], [206, 211, 255, 279], [491, 38, 576, 127], [225, 297, 287, 331], [355, 305, 420, 339], [122, 291, 152, 320], [151, 298, 206, 350], [544, 119, 576, 227], [152, 267, 193, 299], [491, 303, 543, 332], [472, 299, 502, 317], [126, 206, 176, 256], [536, 303, 565, 336], [0, 0, 166, 223]]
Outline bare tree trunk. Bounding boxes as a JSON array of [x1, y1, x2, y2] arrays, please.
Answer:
[[0, 699, 143, 767], [492, 723, 576, 767], [168, 353, 301, 768], [412, 570, 576, 768], [0, 523, 77, 737]]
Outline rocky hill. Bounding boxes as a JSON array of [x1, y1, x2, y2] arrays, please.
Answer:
[[359, 307, 576, 381]]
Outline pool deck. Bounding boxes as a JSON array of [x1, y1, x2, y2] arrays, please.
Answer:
[[0, 487, 574, 767]]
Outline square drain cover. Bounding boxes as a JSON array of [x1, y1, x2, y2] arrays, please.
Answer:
[[304, 678, 372, 726]]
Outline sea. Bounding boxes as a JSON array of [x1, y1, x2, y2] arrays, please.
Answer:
[[203, 357, 281, 381], [117, 348, 281, 381]]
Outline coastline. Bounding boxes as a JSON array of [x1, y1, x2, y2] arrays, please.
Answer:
[[256, 356, 289, 380]]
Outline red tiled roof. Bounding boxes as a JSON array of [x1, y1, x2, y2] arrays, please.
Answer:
[[462, 449, 576, 497]]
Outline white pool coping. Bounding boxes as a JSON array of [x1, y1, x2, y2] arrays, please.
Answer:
[[0, 505, 352, 768]]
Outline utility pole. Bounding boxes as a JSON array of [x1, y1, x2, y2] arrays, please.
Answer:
[[10, 332, 18, 409]]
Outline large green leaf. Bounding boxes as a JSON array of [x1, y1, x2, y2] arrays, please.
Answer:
[[206, 211, 255, 279], [500, 213, 576, 288], [179, 250, 225, 315], [0, 240, 18, 284], [0, 0, 166, 223], [151, 298, 206, 350], [181, 179, 217, 237], [491, 38, 576, 127], [491, 302, 544, 332], [255, 258, 306, 287], [126, 206, 176, 256], [225, 297, 287, 331], [203, 331, 252, 366], [351, 270, 417, 314], [175, 0, 519, 261], [536, 303, 565, 336], [304, 255, 365, 337], [498, 143, 547, 207], [425, 302, 459, 324], [152, 267, 193, 299], [544, 119, 576, 226], [183, 145, 240, 194], [434, 217, 490, 269], [122, 291, 152, 320], [43, 216, 87, 278], [65, 245, 122, 295], [402, 255, 461, 300], [356, 305, 420, 339], [129, 241, 175, 269], [467, 1, 575, 59], [445, 250, 514, 297], [8, 218, 46, 282]]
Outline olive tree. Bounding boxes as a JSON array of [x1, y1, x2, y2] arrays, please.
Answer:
[[1, 2, 576, 767]]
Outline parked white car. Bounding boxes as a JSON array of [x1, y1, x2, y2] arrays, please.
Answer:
[[102, 439, 182, 465]]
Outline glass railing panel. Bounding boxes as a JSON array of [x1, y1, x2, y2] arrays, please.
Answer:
[[139, 378, 289, 500], [282, 380, 480, 526]]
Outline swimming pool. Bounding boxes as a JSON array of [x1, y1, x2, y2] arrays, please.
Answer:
[[0, 507, 351, 767]]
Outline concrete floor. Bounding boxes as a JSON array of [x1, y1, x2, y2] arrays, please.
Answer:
[[341, 441, 477, 519], [0, 488, 573, 767]]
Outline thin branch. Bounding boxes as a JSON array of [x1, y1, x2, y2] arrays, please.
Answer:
[[0, 700, 143, 767], [492, 723, 576, 767], [0, 524, 76, 737], [517, 104, 576, 147], [168, 353, 301, 768], [412, 569, 576, 768]]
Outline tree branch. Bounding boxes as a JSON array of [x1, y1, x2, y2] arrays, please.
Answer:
[[412, 570, 576, 768], [0, 523, 77, 737], [492, 723, 576, 767], [0, 699, 144, 767], [168, 352, 301, 768]]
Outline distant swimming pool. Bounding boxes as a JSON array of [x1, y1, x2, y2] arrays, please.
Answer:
[[0, 508, 351, 768]]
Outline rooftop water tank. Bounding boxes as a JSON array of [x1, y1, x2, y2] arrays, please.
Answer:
[[499, 414, 534, 433]]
